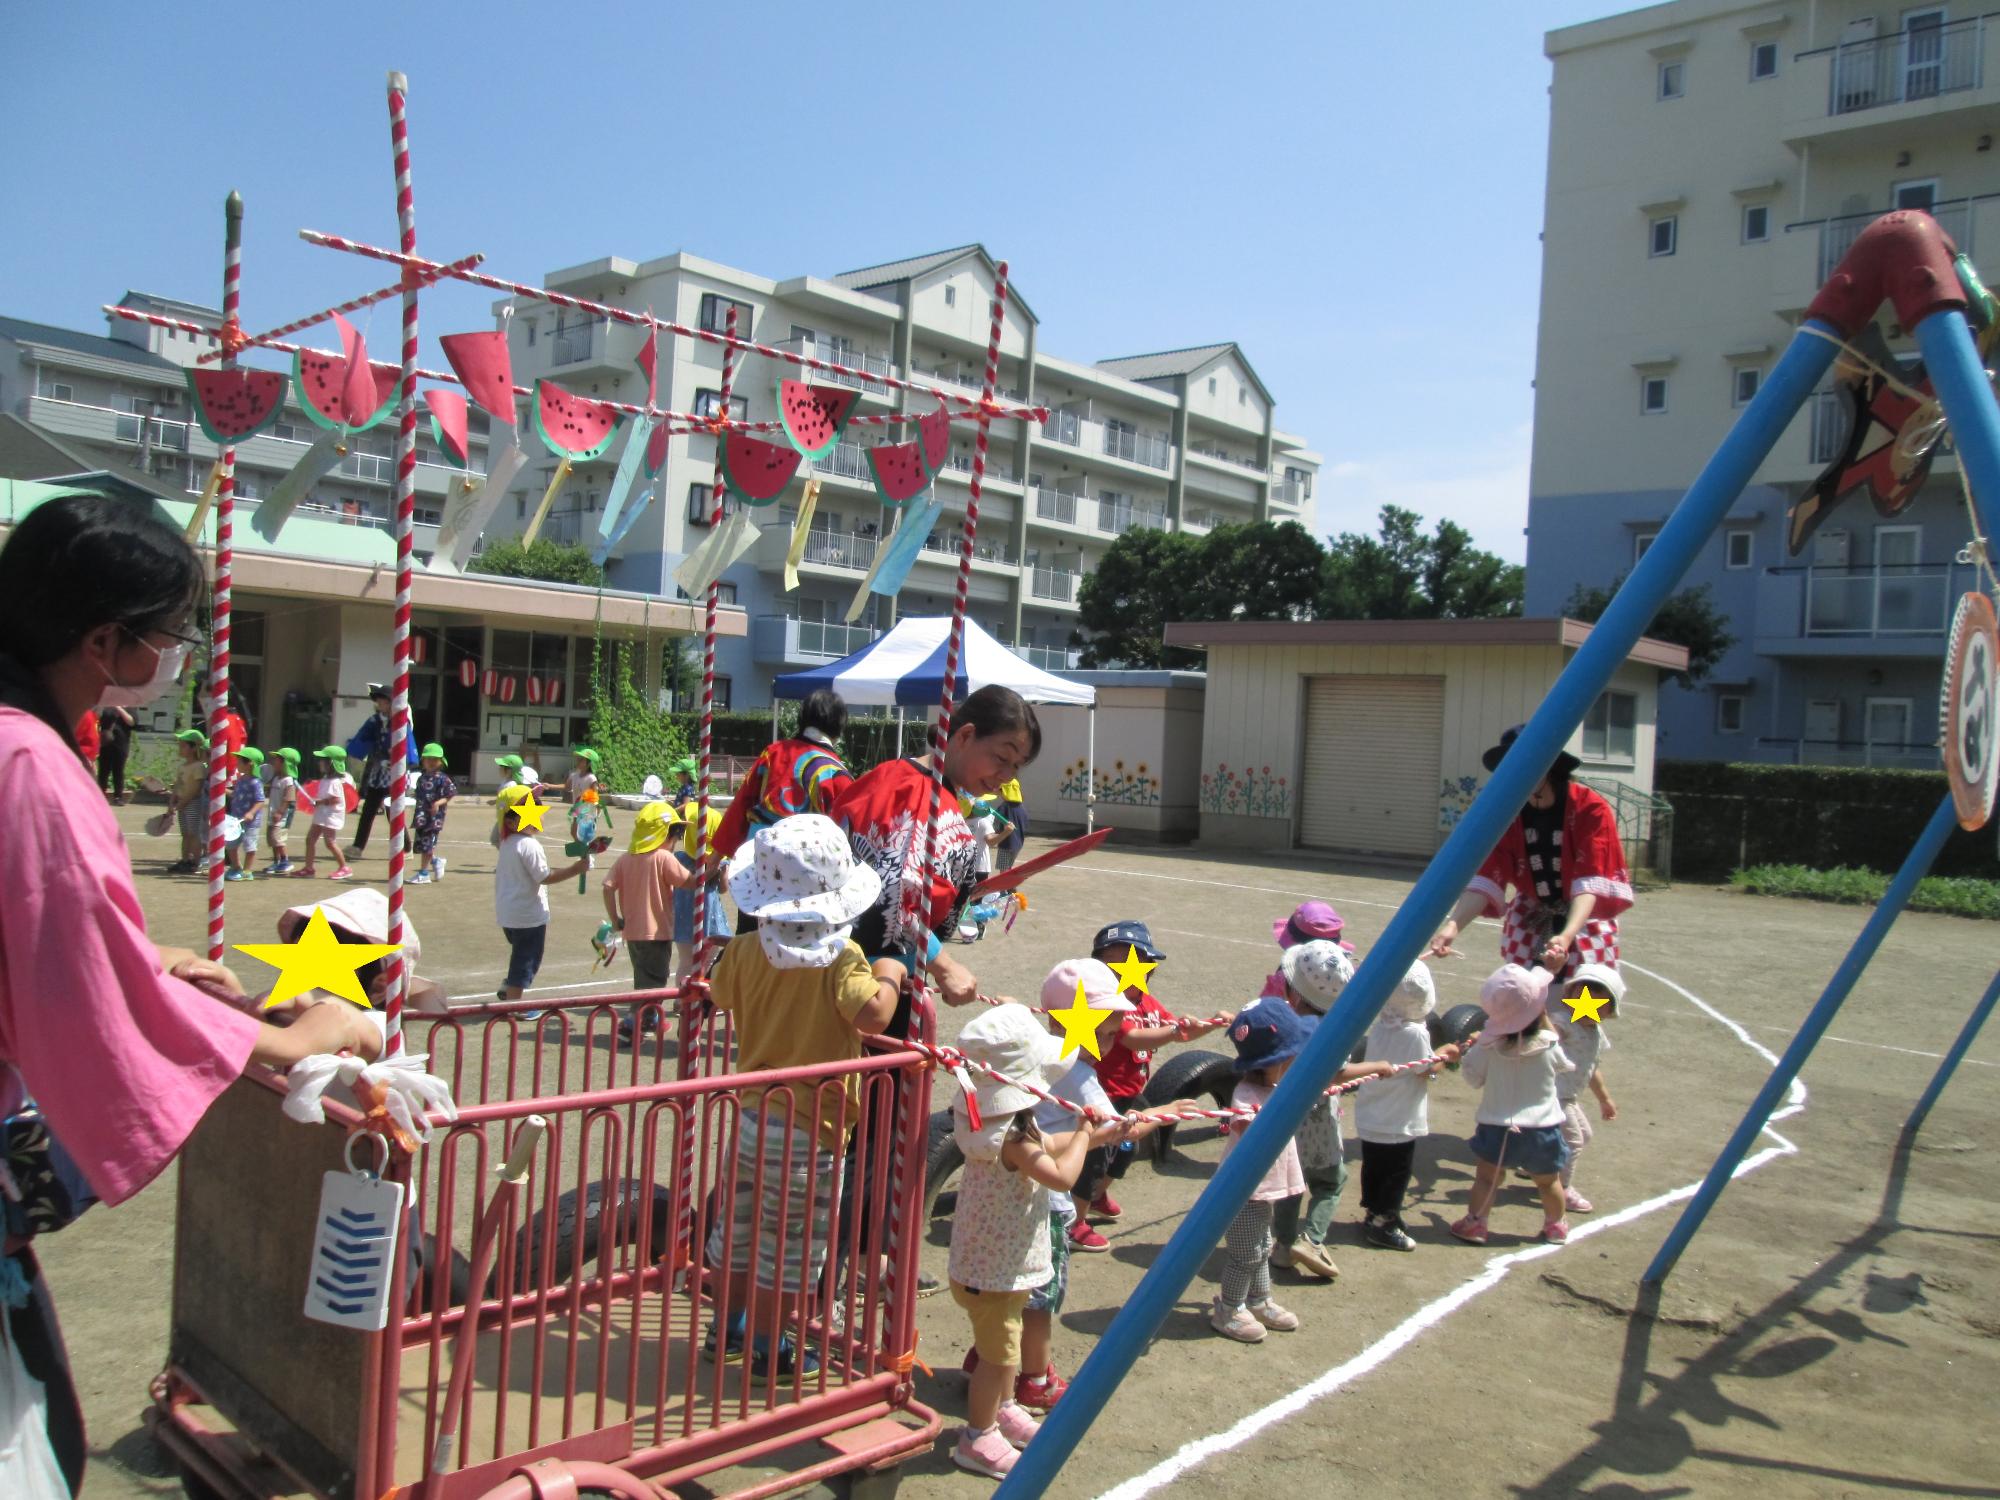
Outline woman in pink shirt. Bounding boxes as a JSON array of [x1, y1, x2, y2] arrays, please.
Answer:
[[0, 494, 381, 1492]]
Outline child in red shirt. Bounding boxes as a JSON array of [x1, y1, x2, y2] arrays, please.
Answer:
[[1072, 920, 1228, 1251]]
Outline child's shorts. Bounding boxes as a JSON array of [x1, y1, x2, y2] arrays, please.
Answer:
[[230, 813, 264, 848], [1025, 1207, 1073, 1315], [269, 811, 293, 843], [950, 1283, 1034, 1367], [704, 1109, 841, 1294], [177, 800, 203, 839], [413, 824, 441, 855], [502, 924, 548, 991], [672, 880, 731, 944], [1469, 1122, 1570, 1178]]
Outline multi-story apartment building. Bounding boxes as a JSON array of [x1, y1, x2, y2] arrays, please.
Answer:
[[0, 292, 487, 547], [494, 244, 1320, 708], [1528, 0, 2000, 766]]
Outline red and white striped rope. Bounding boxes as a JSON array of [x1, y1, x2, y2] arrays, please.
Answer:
[[194, 252, 485, 365], [298, 230, 1052, 423], [205, 193, 243, 963], [381, 71, 420, 1055], [908, 265, 1010, 939], [107, 303, 1045, 436], [968, 989, 1235, 1034], [690, 303, 738, 983]]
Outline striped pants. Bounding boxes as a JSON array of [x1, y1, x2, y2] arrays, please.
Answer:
[[1218, 1198, 1275, 1309]]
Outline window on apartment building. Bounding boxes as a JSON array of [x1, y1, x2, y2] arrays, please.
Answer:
[[676, 581, 740, 605], [1641, 376, 1669, 414], [36, 377, 74, 402], [523, 319, 536, 347], [1658, 60, 1685, 98], [1716, 694, 1746, 733], [694, 389, 749, 421], [1742, 203, 1770, 243], [1725, 529, 1754, 569], [1238, 387, 1247, 406], [1285, 465, 1314, 499], [699, 293, 753, 335], [1750, 41, 1778, 80], [517, 495, 527, 519], [686, 483, 739, 525], [945, 284, 957, 307], [1208, 377, 1217, 395], [1733, 366, 1762, 407], [1582, 690, 1638, 762], [712, 676, 733, 712], [1649, 215, 1678, 257], [1635, 531, 1660, 563]]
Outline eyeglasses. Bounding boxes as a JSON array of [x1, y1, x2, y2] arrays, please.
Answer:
[[125, 622, 205, 650]]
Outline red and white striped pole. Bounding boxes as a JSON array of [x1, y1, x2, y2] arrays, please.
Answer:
[[204, 192, 244, 963], [691, 303, 739, 982], [382, 70, 421, 1055]]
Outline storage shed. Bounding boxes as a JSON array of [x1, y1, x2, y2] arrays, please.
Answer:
[[1164, 617, 1689, 858]]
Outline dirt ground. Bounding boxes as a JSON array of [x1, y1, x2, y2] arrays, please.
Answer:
[[41, 802, 2000, 1499]]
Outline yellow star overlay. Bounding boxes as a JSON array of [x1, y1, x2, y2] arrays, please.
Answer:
[[502, 797, 548, 832], [1105, 943, 1158, 998], [1049, 978, 1114, 1060], [234, 906, 400, 1010], [1564, 984, 1611, 1024]]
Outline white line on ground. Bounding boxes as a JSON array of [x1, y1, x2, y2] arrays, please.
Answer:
[[1091, 957, 1803, 1500]]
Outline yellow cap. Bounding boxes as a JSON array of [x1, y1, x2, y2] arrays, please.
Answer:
[[628, 800, 681, 854]]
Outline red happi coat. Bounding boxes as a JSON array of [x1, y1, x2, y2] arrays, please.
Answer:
[[832, 757, 978, 960], [714, 731, 853, 860], [1466, 781, 1632, 977]]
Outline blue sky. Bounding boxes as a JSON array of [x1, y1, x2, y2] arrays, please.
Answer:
[[6, 2, 1615, 562]]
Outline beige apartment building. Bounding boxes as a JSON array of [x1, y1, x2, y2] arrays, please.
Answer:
[[492, 244, 1321, 706], [1528, 0, 1999, 765]]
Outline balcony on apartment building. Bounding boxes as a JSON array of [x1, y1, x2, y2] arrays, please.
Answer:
[[1038, 410, 1176, 473], [1776, 198, 1997, 318], [1095, 494, 1168, 537], [1754, 733, 1941, 769], [1756, 381, 1963, 485], [546, 316, 645, 381], [21, 393, 478, 500], [1028, 566, 1084, 608], [751, 614, 880, 666], [1782, 15, 1999, 147], [1016, 642, 1082, 671], [772, 334, 900, 394], [1752, 557, 1984, 656]]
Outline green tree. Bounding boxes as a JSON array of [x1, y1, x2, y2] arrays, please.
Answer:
[[470, 537, 605, 587], [1072, 528, 1208, 668], [1318, 505, 1524, 620], [1197, 520, 1325, 622], [1564, 575, 1737, 686]]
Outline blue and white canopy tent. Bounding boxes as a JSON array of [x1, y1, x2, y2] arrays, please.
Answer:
[[771, 616, 1100, 827]]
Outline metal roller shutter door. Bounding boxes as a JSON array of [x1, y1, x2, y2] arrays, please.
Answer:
[[1298, 675, 1445, 857]]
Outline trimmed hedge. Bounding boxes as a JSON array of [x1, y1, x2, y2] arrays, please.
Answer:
[[1657, 760, 2000, 883], [655, 711, 932, 775], [1731, 864, 2000, 921]]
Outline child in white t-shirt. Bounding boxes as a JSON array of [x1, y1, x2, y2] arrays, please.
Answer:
[[300, 746, 356, 881], [493, 786, 588, 1013], [1549, 961, 1621, 1214], [1355, 961, 1460, 1251], [265, 747, 300, 875]]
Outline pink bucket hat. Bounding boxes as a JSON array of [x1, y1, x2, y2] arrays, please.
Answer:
[[1477, 963, 1552, 1040], [1273, 900, 1355, 952], [1040, 958, 1134, 1014]]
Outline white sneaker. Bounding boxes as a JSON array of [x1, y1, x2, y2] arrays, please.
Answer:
[[1209, 1297, 1266, 1343]]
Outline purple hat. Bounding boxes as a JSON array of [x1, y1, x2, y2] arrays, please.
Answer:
[[1273, 900, 1355, 953]]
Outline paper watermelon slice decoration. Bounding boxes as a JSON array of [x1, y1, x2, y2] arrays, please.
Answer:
[[440, 331, 517, 422], [916, 400, 952, 477], [186, 368, 285, 444], [866, 441, 931, 506], [531, 380, 619, 460], [645, 418, 670, 476], [720, 432, 803, 506], [294, 348, 397, 433], [777, 380, 861, 461], [424, 389, 471, 467]]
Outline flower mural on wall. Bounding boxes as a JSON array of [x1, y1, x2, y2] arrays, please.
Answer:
[[1059, 757, 1162, 806], [1438, 773, 1481, 832], [1199, 761, 1292, 818]]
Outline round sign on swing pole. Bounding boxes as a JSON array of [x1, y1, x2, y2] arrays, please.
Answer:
[[1940, 590, 1998, 830]]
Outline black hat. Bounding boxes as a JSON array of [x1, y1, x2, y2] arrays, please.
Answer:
[[1481, 723, 1581, 781], [368, 683, 391, 702], [1091, 920, 1165, 963]]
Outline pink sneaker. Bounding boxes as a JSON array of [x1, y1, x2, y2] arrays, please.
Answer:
[[1448, 1214, 1489, 1245], [953, 1425, 1017, 1479], [995, 1400, 1041, 1450], [1542, 1218, 1570, 1244], [329, 865, 355, 881], [1563, 1187, 1594, 1214]]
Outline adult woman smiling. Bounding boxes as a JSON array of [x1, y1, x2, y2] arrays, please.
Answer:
[[0, 495, 380, 1490]]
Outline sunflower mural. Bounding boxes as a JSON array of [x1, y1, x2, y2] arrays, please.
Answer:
[[1059, 757, 1162, 806]]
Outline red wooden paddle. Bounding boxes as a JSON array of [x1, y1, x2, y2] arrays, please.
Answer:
[[968, 827, 1111, 898]]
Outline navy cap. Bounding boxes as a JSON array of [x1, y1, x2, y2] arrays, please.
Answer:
[[1091, 920, 1165, 963], [1228, 996, 1314, 1075]]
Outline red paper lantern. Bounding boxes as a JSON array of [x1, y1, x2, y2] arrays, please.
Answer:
[[500, 675, 518, 704], [527, 677, 545, 706], [482, 669, 498, 697], [412, 634, 428, 665], [459, 658, 478, 689], [546, 676, 564, 706]]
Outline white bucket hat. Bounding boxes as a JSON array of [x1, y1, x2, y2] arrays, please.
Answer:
[[1040, 958, 1133, 1015], [725, 814, 883, 969], [955, 1002, 1066, 1118], [1279, 940, 1355, 1014], [278, 887, 448, 1015], [1567, 961, 1626, 1006], [1385, 959, 1437, 1022]]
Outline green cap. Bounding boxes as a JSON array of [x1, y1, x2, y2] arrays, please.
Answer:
[[313, 744, 347, 763], [271, 747, 301, 768], [494, 753, 524, 770], [671, 755, 698, 777], [235, 747, 265, 768], [572, 746, 600, 765], [420, 742, 447, 762], [175, 729, 208, 748]]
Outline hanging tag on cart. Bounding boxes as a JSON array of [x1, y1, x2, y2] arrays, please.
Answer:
[[302, 1131, 406, 1331]]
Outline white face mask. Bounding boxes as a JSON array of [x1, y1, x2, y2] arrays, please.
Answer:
[[95, 634, 191, 711]]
